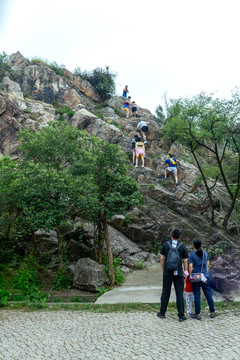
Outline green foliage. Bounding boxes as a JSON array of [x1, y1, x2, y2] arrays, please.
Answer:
[[146, 240, 162, 254], [95, 103, 108, 110], [149, 184, 155, 190], [162, 90, 240, 226], [31, 58, 69, 79], [14, 255, 49, 306], [155, 104, 166, 125], [53, 103, 75, 118], [74, 66, 116, 101], [110, 121, 119, 127], [0, 288, 11, 307], [207, 241, 228, 259], [0, 52, 12, 81], [104, 257, 125, 285], [134, 259, 146, 269], [124, 214, 131, 227], [96, 286, 113, 298], [52, 269, 72, 290]]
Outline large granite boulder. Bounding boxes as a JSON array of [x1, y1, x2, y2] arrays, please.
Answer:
[[72, 258, 107, 292]]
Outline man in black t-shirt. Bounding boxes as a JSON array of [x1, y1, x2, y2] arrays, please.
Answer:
[[157, 229, 188, 322]]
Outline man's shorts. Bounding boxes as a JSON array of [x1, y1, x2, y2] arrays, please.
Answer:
[[168, 167, 177, 173], [141, 126, 148, 133], [124, 107, 129, 111]]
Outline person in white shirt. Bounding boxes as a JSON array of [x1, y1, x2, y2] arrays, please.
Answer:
[[136, 119, 150, 143]]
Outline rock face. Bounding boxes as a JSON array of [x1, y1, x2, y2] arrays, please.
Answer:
[[0, 51, 239, 287], [210, 256, 240, 299], [73, 258, 108, 292]]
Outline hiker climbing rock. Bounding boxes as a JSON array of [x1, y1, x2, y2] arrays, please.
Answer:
[[122, 85, 129, 98], [135, 137, 145, 168], [124, 96, 131, 119], [136, 119, 149, 143], [131, 134, 140, 165], [162, 153, 180, 185], [131, 101, 138, 117]]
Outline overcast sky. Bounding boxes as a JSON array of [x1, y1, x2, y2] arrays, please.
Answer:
[[1, 0, 240, 113]]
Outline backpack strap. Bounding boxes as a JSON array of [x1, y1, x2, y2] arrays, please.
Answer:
[[176, 242, 182, 251]]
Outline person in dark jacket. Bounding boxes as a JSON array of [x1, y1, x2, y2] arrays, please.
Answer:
[[157, 229, 189, 322]]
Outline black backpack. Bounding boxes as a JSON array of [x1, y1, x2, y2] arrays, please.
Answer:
[[166, 241, 182, 271]]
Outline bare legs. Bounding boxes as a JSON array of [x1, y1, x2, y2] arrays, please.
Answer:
[[135, 156, 144, 168]]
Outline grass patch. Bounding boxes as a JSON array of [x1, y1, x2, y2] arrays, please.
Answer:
[[2, 301, 240, 313]]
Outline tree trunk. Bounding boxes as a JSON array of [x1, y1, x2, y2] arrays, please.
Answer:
[[100, 209, 115, 286], [192, 149, 215, 225], [56, 227, 63, 272], [223, 191, 239, 228], [31, 229, 37, 258]]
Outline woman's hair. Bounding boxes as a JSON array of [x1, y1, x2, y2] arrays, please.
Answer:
[[193, 237, 203, 258]]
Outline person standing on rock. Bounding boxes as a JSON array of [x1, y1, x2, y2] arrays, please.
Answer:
[[189, 237, 215, 320], [136, 119, 149, 144], [157, 228, 189, 322], [162, 154, 180, 185], [122, 85, 129, 98], [131, 101, 138, 117]]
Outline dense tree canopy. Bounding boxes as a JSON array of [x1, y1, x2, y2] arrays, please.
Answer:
[[0, 122, 140, 284]]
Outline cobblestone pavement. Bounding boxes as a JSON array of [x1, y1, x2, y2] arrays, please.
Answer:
[[0, 310, 240, 360]]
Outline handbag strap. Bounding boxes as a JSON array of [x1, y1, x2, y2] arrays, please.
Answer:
[[200, 251, 204, 273]]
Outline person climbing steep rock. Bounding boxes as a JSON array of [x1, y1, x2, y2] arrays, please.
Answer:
[[135, 137, 145, 168], [162, 154, 180, 185], [136, 119, 149, 143], [124, 96, 131, 119], [131, 134, 140, 165]]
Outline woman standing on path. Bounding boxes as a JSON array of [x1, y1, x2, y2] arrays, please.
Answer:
[[189, 238, 215, 320]]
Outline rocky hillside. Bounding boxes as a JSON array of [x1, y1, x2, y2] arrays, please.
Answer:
[[0, 51, 238, 262]]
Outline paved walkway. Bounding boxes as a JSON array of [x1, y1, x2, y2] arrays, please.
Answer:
[[1, 310, 240, 359], [95, 263, 234, 304]]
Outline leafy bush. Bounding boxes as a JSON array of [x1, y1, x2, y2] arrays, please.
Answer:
[[14, 254, 49, 306], [0, 52, 12, 82], [31, 58, 70, 79], [0, 288, 11, 307], [53, 102, 75, 118], [52, 268, 72, 290], [104, 257, 125, 285], [74, 66, 116, 101]]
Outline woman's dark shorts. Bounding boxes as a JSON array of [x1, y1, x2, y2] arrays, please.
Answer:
[[132, 106, 137, 113], [141, 126, 148, 133]]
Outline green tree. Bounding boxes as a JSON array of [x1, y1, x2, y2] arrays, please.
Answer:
[[163, 92, 240, 227], [74, 138, 141, 285], [155, 104, 166, 125], [19, 122, 141, 284]]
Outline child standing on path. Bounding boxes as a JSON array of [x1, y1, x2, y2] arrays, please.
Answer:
[[184, 267, 194, 316], [135, 138, 145, 168]]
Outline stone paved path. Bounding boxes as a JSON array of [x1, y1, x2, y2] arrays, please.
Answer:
[[1, 310, 240, 360]]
